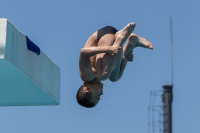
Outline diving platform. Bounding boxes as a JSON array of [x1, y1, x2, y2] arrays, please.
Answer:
[[0, 18, 60, 106]]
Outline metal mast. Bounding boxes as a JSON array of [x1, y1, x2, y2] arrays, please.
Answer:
[[162, 85, 173, 133], [162, 17, 174, 133]]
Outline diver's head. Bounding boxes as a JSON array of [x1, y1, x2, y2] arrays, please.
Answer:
[[76, 82, 104, 108]]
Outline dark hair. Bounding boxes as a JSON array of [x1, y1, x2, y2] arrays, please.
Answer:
[[76, 85, 96, 108]]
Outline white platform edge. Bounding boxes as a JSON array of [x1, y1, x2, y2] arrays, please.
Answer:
[[0, 19, 6, 58]]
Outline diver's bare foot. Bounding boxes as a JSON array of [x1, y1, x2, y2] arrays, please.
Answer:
[[128, 33, 153, 49], [115, 22, 136, 42]]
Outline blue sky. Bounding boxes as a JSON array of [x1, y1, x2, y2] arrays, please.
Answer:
[[0, 0, 200, 133]]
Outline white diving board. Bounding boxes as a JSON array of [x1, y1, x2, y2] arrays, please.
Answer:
[[0, 18, 60, 106]]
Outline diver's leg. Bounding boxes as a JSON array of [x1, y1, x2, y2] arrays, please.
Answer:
[[109, 46, 129, 82], [109, 33, 153, 82], [95, 23, 136, 80]]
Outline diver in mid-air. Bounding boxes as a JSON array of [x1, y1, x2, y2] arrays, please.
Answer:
[[77, 22, 153, 108]]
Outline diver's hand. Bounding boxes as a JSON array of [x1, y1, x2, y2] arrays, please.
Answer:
[[108, 46, 121, 57]]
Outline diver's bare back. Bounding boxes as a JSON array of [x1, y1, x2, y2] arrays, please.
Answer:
[[79, 31, 99, 82]]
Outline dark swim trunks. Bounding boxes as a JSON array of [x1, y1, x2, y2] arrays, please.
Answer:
[[97, 26, 118, 42]]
